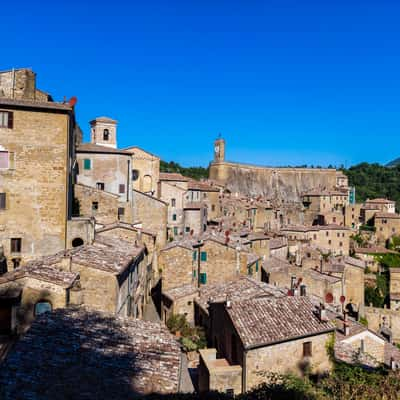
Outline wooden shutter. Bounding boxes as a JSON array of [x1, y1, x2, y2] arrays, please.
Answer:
[[7, 112, 13, 129], [0, 193, 6, 209]]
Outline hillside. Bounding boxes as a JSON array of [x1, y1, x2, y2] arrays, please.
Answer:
[[342, 163, 400, 209], [386, 157, 400, 168], [160, 160, 209, 180]]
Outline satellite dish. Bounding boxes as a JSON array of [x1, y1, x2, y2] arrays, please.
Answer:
[[325, 293, 334, 303], [69, 96, 78, 107]]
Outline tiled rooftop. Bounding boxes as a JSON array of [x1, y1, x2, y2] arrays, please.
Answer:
[[226, 296, 335, 349], [0, 307, 182, 399], [76, 142, 132, 155], [375, 212, 400, 219], [196, 276, 286, 314], [159, 172, 190, 182]]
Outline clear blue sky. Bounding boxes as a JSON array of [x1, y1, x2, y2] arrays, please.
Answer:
[[2, 0, 400, 167]]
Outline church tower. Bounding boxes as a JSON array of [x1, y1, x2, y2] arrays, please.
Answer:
[[90, 116, 117, 148], [214, 136, 225, 163]]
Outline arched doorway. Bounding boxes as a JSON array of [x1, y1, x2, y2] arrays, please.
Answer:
[[72, 237, 84, 248]]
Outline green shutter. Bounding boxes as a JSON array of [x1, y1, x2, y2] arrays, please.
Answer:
[[200, 272, 207, 284], [84, 159, 91, 170], [172, 214, 177, 221], [193, 270, 196, 278], [256, 261, 259, 272], [248, 266, 253, 276], [193, 251, 197, 261], [200, 251, 207, 262]]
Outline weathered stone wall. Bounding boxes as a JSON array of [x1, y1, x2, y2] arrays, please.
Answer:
[[245, 333, 331, 391], [132, 189, 168, 247], [375, 216, 400, 243], [159, 246, 194, 291], [209, 161, 339, 202], [76, 152, 131, 201], [74, 183, 120, 225], [66, 218, 95, 248], [364, 306, 400, 342], [0, 108, 72, 268]]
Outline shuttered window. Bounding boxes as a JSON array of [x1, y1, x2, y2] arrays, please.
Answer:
[[200, 273, 207, 284], [0, 111, 13, 129], [303, 341, 312, 357], [193, 251, 197, 261], [0, 193, 6, 210], [200, 251, 207, 262], [119, 184, 125, 194], [83, 159, 91, 170]]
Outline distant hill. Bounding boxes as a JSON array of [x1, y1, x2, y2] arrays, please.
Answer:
[[160, 160, 209, 180], [386, 158, 400, 168]]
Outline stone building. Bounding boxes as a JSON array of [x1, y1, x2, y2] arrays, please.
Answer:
[[158, 172, 189, 239], [365, 198, 396, 214], [124, 146, 160, 194], [281, 224, 350, 256], [159, 233, 262, 292], [374, 212, 400, 243], [0, 307, 184, 399], [200, 296, 334, 394], [0, 68, 78, 270], [344, 203, 363, 228], [0, 261, 80, 334], [390, 267, 400, 311]]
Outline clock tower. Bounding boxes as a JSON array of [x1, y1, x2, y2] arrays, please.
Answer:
[[214, 136, 225, 163]]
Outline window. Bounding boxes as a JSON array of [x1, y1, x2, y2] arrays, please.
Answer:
[[200, 251, 207, 261], [313, 234, 317, 240], [83, 159, 91, 170], [172, 214, 177, 221], [103, 129, 110, 140], [0, 193, 6, 210], [96, 182, 104, 190], [255, 260, 259, 272], [118, 207, 125, 219], [131, 169, 139, 181], [92, 201, 99, 211], [34, 301, 52, 316], [193, 270, 196, 278], [119, 184, 125, 194], [185, 226, 190, 233], [211, 204, 216, 212], [303, 341, 312, 357], [328, 240, 332, 245], [326, 231, 329, 237], [171, 198, 176, 207], [200, 272, 207, 284], [0, 111, 13, 129], [11, 238, 21, 253], [0, 151, 9, 169], [173, 227, 178, 235], [339, 242, 343, 247], [193, 251, 197, 261]]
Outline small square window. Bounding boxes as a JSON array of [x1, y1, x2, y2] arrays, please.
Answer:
[[172, 214, 177, 221], [96, 182, 104, 190], [11, 238, 21, 253], [118, 207, 125, 218], [92, 201, 99, 211], [119, 184, 125, 194]]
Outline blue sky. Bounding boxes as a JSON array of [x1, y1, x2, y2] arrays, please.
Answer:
[[2, 0, 400, 167]]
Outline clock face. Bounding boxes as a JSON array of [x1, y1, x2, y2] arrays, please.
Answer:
[[215, 145, 220, 153]]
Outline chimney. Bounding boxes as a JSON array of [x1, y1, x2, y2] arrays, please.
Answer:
[[319, 303, 329, 322]]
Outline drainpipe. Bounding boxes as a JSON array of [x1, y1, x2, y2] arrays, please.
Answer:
[[12, 68, 15, 99], [193, 240, 204, 288], [126, 159, 130, 203], [242, 349, 247, 393]]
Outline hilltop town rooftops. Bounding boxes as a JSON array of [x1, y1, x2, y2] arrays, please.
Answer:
[[354, 246, 398, 255], [269, 236, 288, 249], [188, 179, 220, 192], [95, 221, 157, 238], [263, 256, 291, 273], [196, 276, 286, 314], [226, 296, 335, 349], [0, 307, 182, 399], [306, 269, 342, 284], [281, 224, 350, 232], [159, 172, 190, 182], [76, 143, 131, 155], [163, 284, 198, 301]]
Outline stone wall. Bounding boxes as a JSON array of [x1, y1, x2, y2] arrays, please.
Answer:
[[209, 161, 339, 202], [245, 333, 332, 391], [132, 189, 168, 247], [0, 107, 72, 269], [365, 306, 400, 342]]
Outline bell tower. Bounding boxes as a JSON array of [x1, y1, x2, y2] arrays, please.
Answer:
[[214, 136, 225, 163], [90, 116, 117, 149]]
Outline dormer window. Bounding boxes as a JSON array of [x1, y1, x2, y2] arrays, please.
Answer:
[[103, 129, 110, 141]]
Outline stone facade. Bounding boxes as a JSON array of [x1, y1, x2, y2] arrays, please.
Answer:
[[0, 82, 75, 270], [374, 213, 400, 243], [125, 146, 160, 194], [364, 306, 400, 343]]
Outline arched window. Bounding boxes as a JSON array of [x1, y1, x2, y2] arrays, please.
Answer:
[[72, 237, 84, 247], [34, 301, 52, 316], [103, 129, 110, 141]]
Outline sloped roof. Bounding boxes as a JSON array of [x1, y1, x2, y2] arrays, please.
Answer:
[[76, 143, 131, 155], [227, 296, 335, 349], [0, 307, 181, 398]]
